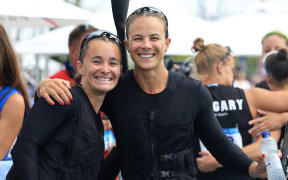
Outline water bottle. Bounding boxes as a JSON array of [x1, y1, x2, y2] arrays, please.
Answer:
[[104, 130, 109, 151], [260, 130, 286, 180], [107, 129, 116, 148]]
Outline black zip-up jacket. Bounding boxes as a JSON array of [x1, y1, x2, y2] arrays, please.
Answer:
[[102, 70, 253, 180], [9, 86, 104, 180]]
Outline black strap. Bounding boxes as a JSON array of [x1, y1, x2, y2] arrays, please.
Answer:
[[158, 149, 192, 163], [157, 170, 191, 178]]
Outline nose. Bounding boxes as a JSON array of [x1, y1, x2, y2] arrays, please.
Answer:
[[101, 62, 110, 73], [141, 38, 152, 50]]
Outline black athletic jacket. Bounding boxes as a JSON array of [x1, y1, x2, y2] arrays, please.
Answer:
[[102, 70, 253, 180], [9, 86, 104, 180]]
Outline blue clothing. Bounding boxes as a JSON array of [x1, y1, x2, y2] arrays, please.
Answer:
[[0, 86, 22, 179], [0, 86, 21, 161]]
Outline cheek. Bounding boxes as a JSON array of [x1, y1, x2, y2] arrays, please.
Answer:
[[114, 67, 121, 77]]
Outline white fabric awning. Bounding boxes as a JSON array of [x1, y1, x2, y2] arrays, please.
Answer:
[[0, 0, 99, 28]]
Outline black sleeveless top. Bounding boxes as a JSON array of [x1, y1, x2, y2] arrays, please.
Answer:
[[198, 84, 254, 180]]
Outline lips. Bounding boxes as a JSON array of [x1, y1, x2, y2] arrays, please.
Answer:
[[95, 76, 113, 81], [139, 53, 155, 58]]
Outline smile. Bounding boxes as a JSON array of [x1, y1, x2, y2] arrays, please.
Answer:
[[139, 53, 155, 58], [95, 76, 113, 81]]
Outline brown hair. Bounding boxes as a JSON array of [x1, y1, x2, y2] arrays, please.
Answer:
[[0, 24, 30, 110], [75, 34, 122, 85], [265, 49, 288, 83], [68, 24, 96, 48], [192, 38, 228, 78], [125, 7, 169, 40]]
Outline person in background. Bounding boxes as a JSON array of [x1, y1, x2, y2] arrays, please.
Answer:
[[192, 37, 288, 180], [256, 30, 288, 89], [7, 30, 122, 180], [233, 68, 251, 89], [0, 24, 31, 178], [101, 111, 116, 157], [50, 24, 96, 86], [249, 49, 288, 137], [250, 31, 288, 147]]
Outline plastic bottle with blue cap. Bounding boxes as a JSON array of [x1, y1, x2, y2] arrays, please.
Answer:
[[260, 130, 285, 180]]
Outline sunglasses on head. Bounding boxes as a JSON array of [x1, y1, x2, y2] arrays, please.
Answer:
[[220, 46, 232, 62], [131, 6, 168, 27], [80, 30, 122, 59]]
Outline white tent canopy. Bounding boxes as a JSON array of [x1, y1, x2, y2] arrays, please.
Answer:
[[0, 0, 99, 28], [15, 12, 210, 56], [208, 12, 288, 56], [14, 0, 288, 56]]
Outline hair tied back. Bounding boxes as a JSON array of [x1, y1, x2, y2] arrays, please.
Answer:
[[192, 37, 205, 53], [277, 49, 288, 62]]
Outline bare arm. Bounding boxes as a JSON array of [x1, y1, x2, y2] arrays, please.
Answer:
[[0, 93, 25, 160], [37, 78, 72, 105], [244, 88, 288, 115], [248, 110, 288, 136]]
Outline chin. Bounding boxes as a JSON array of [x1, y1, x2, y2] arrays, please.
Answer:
[[136, 63, 159, 71], [94, 84, 117, 93]]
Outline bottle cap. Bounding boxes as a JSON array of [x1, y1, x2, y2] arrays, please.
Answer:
[[261, 130, 270, 138]]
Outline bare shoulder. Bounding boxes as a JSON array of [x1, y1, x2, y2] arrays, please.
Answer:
[[2, 93, 25, 114], [5, 92, 25, 107]]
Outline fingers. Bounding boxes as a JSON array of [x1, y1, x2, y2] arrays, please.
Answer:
[[60, 79, 72, 89], [248, 117, 263, 126], [257, 109, 269, 115], [57, 82, 72, 104], [248, 118, 267, 136], [278, 150, 282, 159], [42, 93, 55, 106], [248, 125, 262, 136], [198, 151, 209, 156], [37, 78, 72, 105]]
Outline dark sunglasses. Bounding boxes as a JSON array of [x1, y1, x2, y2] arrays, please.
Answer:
[[131, 6, 168, 27], [220, 46, 232, 61], [80, 30, 122, 59]]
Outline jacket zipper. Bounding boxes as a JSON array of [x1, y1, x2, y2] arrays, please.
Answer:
[[150, 111, 158, 180]]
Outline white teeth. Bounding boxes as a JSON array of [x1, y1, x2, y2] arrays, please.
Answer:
[[140, 54, 153, 58], [96, 77, 111, 81]]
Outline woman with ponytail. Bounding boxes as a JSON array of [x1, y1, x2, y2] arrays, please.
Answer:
[[249, 49, 288, 137], [192, 38, 288, 180]]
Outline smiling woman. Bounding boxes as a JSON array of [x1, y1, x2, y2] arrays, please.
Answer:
[[7, 30, 122, 180], [34, 6, 271, 180]]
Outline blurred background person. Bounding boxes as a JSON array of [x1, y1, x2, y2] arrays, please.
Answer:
[[49, 24, 96, 86], [249, 49, 288, 140], [192, 37, 288, 180], [233, 67, 251, 89], [256, 30, 288, 89], [0, 24, 31, 178]]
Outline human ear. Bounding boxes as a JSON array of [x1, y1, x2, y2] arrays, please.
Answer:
[[216, 61, 224, 74], [76, 60, 83, 75], [164, 38, 171, 52], [124, 40, 129, 53]]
